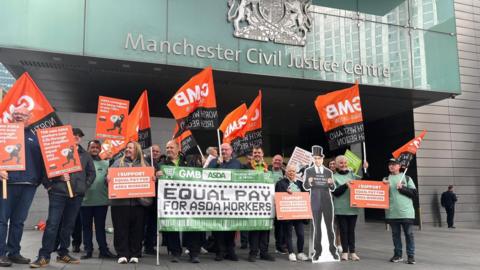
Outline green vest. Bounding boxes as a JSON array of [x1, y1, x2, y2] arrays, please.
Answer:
[[385, 174, 416, 219], [333, 171, 360, 215], [82, 160, 110, 206], [271, 169, 284, 182]]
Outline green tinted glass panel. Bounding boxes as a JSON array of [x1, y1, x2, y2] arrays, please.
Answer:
[[359, 0, 409, 26], [311, 0, 357, 17], [410, 0, 456, 34], [0, 0, 84, 54]]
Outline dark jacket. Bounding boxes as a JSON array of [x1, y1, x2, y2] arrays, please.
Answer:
[[8, 129, 46, 185], [275, 177, 306, 193], [441, 191, 457, 209], [43, 145, 95, 197], [110, 157, 150, 206], [159, 154, 188, 167], [207, 157, 243, 169]]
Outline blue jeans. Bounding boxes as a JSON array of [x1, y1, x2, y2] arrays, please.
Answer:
[[390, 222, 415, 257], [81, 206, 109, 253], [38, 194, 83, 259], [0, 184, 37, 256]]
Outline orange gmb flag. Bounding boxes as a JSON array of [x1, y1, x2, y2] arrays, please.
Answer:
[[0, 72, 62, 133], [127, 90, 151, 148], [392, 130, 427, 168], [314, 83, 365, 150], [167, 66, 218, 132], [0, 123, 25, 171], [230, 91, 263, 156], [96, 96, 130, 140], [219, 103, 247, 143], [37, 125, 82, 178], [172, 124, 198, 154], [99, 139, 126, 160]]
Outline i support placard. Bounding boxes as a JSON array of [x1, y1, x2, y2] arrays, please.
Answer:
[[0, 123, 25, 171], [108, 167, 155, 199], [38, 125, 82, 178], [275, 192, 312, 220], [96, 96, 129, 140], [350, 180, 389, 209]]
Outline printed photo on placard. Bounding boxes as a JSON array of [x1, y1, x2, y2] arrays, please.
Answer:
[[96, 96, 130, 140]]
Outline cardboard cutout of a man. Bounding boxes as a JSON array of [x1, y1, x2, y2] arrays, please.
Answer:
[[303, 145, 339, 262]]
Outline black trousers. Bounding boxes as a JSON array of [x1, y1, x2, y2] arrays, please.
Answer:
[[71, 212, 82, 247], [249, 230, 270, 256], [143, 203, 157, 250], [336, 215, 357, 253], [446, 207, 455, 227], [163, 232, 181, 256], [274, 219, 286, 250], [283, 220, 304, 254], [111, 205, 145, 258], [212, 231, 236, 255], [182, 232, 204, 257], [312, 206, 336, 257]]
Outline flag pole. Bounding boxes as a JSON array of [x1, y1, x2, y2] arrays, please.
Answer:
[[66, 180, 74, 198], [217, 129, 222, 161], [196, 145, 205, 161], [2, 179, 7, 199], [362, 141, 367, 174]]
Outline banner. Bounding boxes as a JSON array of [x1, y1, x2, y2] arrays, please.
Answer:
[[107, 166, 155, 199], [344, 149, 361, 174], [231, 91, 262, 156], [99, 139, 126, 160], [0, 123, 25, 171], [158, 166, 275, 231], [167, 67, 218, 133], [350, 180, 389, 209], [127, 90, 151, 149], [392, 130, 427, 168], [219, 103, 247, 143], [315, 83, 365, 150], [0, 72, 62, 135], [37, 125, 82, 178], [96, 96, 130, 140], [274, 192, 312, 220], [286, 146, 312, 182]]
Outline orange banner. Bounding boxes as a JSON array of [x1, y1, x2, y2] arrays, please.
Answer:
[[275, 192, 312, 220], [127, 90, 151, 148], [99, 139, 126, 160], [37, 125, 82, 178], [240, 90, 262, 137], [350, 180, 389, 209], [392, 130, 427, 158], [96, 96, 130, 140], [315, 83, 363, 132], [0, 123, 25, 171], [219, 103, 247, 143], [108, 167, 155, 199]]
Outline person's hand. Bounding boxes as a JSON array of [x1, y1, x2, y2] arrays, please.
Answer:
[[217, 156, 224, 164], [287, 187, 292, 194], [104, 151, 113, 160], [0, 171, 8, 181], [62, 173, 70, 182], [327, 178, 334, 185], [347, 180, 353, 188], [363, 161, 369, 169], [156, 171, 164, 178], [396, 181, 404, 190], [308, 177, 313, 185], [382, 179, 389, 185]]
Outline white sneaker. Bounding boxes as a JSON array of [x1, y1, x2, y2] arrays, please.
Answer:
[[296, 253, 309, 261], [117, 257, 128, 264], [341, 252, 349, 261], [129, 257, 138, 264], [350, 253, 360, 261], [288, 253, 297, 262], [200, 247, 208, 254], [184, 249, 190, 255]]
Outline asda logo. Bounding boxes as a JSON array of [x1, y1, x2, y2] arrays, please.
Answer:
[[202, 170, 232, 181]]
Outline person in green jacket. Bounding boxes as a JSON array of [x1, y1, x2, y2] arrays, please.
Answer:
[[383, 158, 417, 265], [332, 155, 368, 261], [80, 140, 116, 259]]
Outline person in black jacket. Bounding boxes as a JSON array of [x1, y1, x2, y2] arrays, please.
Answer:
[[0, 107, 46, 267], [30, 128, 95, 268], [441, 185, 458, 229], [275, 165, 309, 262]]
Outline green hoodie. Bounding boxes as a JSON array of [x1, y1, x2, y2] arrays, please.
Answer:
[[82, 159, 110, 206], [385, 174, 416, 220]]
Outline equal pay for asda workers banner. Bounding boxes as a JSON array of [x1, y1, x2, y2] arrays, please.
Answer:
[[158, 166, 275, 231]]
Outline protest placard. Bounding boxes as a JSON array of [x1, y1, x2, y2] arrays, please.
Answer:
[[275, 192, 312, 220], [108, 167, 155, 199], [96, 96, 129, 140], [350, 180, 389, 209]]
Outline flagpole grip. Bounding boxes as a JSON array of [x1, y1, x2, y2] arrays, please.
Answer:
[[66, 181, 74, 198], [2, 179, 6, 200]]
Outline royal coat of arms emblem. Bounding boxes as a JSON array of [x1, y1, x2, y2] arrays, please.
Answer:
[[227, 0, 313, 46]]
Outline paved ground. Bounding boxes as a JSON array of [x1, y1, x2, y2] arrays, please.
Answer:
[[14, 223, 480, 270]]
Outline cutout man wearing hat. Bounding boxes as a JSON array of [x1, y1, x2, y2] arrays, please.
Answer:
[[303, 145, 339, 262]]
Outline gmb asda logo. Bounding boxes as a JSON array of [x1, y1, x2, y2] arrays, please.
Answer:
[[202, 170, 232, 181]]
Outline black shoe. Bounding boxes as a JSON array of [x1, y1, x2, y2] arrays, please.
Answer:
[[29, 257, 49, 268], [260, 253, 275, 261], [57, 254, 80, 264], [214, 253, 224, 261], [144, 248, 156, 255], [99, 250, 117, 259], [240, 244, 248, 249], [406, 256, 416, 264], [80, 253, 92, 260], [224, 252, 239, 261], [170, 255, 180, 263], [449, 226, 456, 229], [248, 254, 256, 262], [72, 245, 80, 253], [8, 254, 30, 264], [312, 252, 321, 261], [275, 248, 287, 255], [0, 256, 12, 267], [390, 255, 404, 263], [331, 252, 339, 260], [190, 256, 200, 263]]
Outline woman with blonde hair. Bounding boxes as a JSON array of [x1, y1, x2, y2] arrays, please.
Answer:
[[108, 141, 152, 264]]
